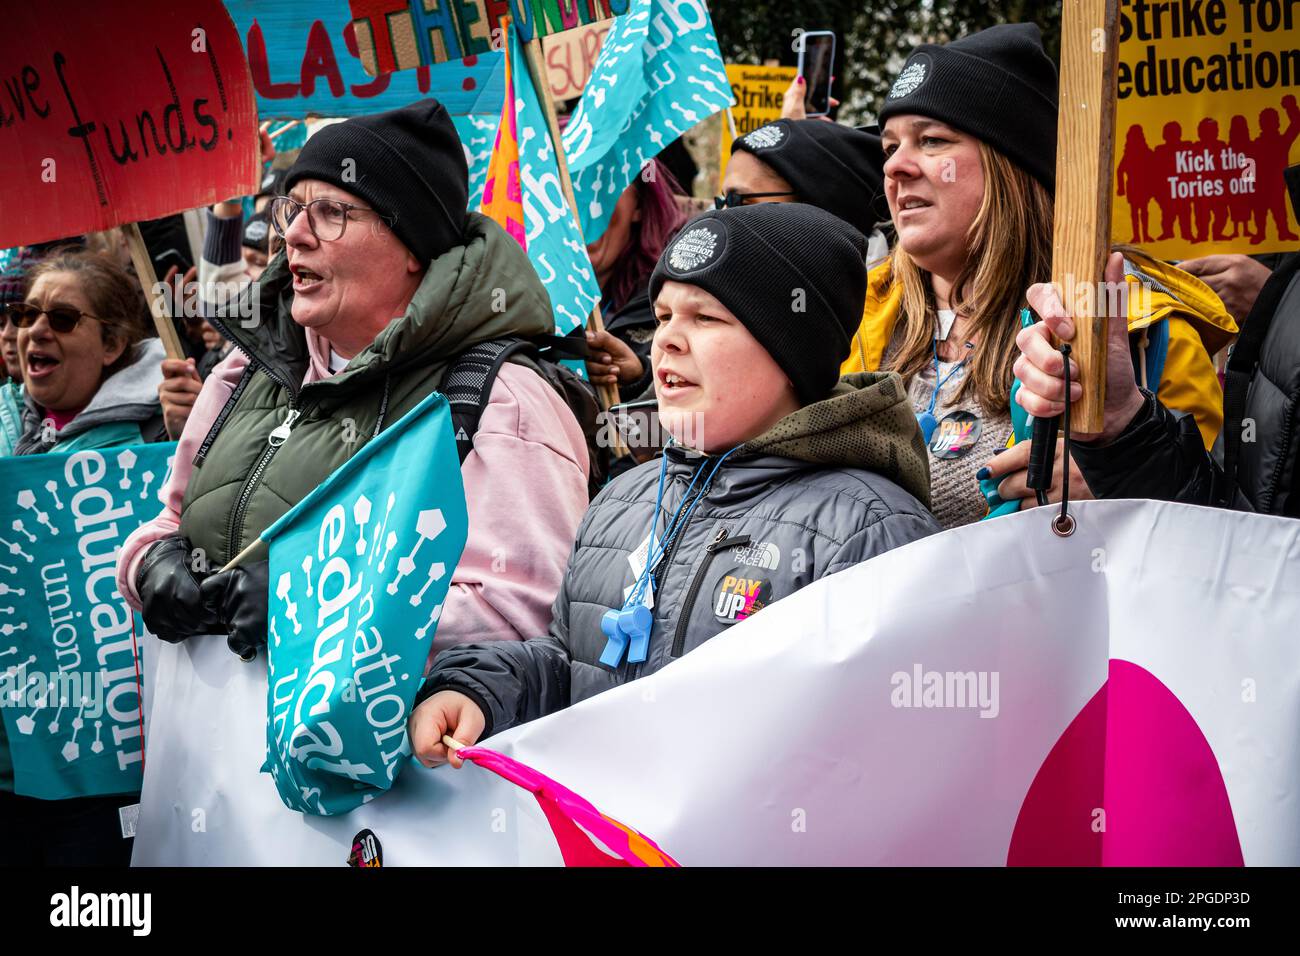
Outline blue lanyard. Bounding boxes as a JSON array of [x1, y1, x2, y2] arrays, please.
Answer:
[[917, 338, 973, 443], [600, 442, 741, 669]]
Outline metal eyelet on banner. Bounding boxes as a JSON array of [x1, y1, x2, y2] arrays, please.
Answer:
[[1054, 342, 1076, 538]]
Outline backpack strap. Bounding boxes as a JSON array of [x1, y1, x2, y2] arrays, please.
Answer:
[[1129, 319, 1170, 395], [528, 331, 594, 360], [443, 337, 534, 463], [1120, 257, 1175, 398]]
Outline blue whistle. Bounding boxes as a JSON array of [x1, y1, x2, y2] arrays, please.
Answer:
[[917, 409, 938, 444], [599, 604, 654, 668], [599, 609, 629, 668], [623, 604, 653, 664]]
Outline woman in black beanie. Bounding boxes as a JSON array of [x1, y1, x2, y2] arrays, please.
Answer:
[[841, 22, 1235, 530], [406, 202, 940, 764], [119, 100, 591, 674]]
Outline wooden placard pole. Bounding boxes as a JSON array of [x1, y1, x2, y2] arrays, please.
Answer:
[[122, 222, 186, 361], [1051, 0, 1121, 434], [222, 536, 266, 573], [267, 119, 302, 141]]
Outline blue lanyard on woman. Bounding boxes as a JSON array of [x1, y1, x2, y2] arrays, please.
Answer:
[[599, 441, 742, 669], [917, 337, 974, 443]]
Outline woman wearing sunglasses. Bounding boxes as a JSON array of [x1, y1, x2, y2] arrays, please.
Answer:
[[0, 251, 31, 457], [720, 117, 891, 267], [5, 251, 166, 456], [0, 249, 165, 867]]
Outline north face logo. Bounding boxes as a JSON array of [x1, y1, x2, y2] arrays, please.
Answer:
[[734, 541, 780, 570], [742, 124, 785, 149], [888, 60, 928, 99]]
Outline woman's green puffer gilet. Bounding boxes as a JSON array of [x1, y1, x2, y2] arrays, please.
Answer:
[[180, 213, 554, 567]]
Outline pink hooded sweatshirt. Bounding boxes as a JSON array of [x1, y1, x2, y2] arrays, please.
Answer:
[[116, 328, 590, 664]]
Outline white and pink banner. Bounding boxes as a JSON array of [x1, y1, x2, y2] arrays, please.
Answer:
[[132, 499, 1300, 866]]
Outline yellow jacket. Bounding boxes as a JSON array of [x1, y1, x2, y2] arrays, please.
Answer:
[[841, 254, 1238, 449]]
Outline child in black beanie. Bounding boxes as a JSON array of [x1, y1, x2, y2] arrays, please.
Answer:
[[408, 201, 940, 765]]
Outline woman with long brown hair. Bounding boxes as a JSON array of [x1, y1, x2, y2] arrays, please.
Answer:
[[842, 23, 1235, 529]]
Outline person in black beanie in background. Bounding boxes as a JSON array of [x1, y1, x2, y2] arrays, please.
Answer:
[[408, 202, 940, 766], [722, 118, 890, 265]]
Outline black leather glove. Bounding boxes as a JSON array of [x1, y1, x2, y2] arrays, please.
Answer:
[[135, 535, 223, 642], [198, 560, 270, 661]]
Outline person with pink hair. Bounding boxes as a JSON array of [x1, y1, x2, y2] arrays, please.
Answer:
[[583, 157, 689, 401]]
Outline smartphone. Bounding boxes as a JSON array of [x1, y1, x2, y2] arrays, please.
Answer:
[[797, 30, 836, 117]]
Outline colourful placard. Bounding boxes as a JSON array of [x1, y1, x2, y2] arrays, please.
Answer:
[[718, 64, 797, 181], [0, 0, 259, 249], [224, 0, 505, 119], [1114, 7, 1300, 257], [347, 0, 629, 75]]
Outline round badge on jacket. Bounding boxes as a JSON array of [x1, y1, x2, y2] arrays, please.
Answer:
[[713, 569, 773, 625], [928, 409, 982, 459]]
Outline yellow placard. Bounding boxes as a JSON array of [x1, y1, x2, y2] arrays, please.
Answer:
[[719, 64, 798, 182], [1114, 2, 1300, 258]]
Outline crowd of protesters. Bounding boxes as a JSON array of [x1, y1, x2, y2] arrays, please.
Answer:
[[1, 21, 1297, 865]]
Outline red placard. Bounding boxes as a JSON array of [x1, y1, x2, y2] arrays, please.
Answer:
[[0, 0, 259, 248]]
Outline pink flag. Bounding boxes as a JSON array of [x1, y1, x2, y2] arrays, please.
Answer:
[[480, 27, 527, 250], [458, 745, 680, 867]]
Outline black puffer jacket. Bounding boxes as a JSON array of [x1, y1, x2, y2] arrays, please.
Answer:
[[1073, 250, 1300, 517], [420, 372, 941, 737]]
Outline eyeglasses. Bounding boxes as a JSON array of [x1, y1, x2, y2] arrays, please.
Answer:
[[269, 196, 391, 242], [713, 190, 798, 209], [2, 303, 96, 334]]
